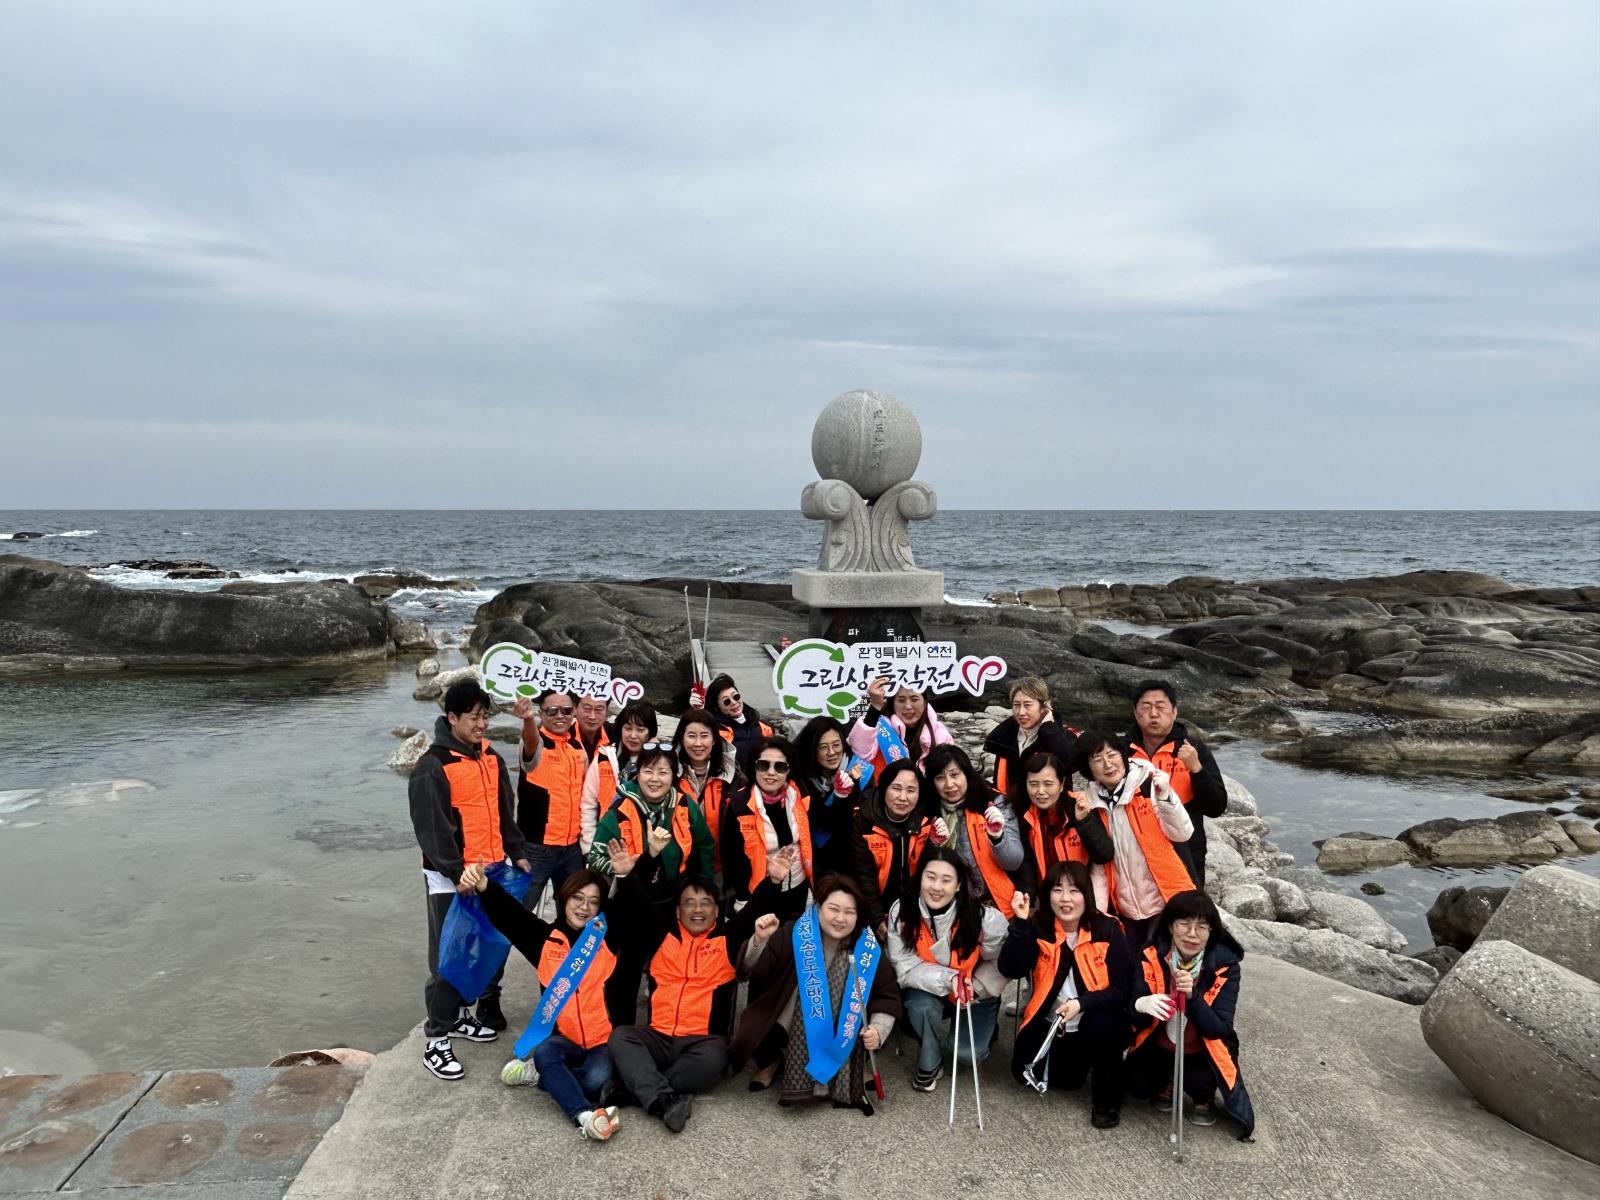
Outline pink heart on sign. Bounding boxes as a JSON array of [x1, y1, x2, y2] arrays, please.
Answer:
[[959, 656, 1007, 696], [609, 678, 644, 707]]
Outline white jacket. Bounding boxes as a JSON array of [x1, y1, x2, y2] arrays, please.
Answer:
[[886, 898, 1009, 1001]]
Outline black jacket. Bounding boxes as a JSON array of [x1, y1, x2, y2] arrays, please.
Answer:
[[1121, 721, 1227, 881], [983, 716, 1079, 789], [407, 717, 525, 882], [998, 911, 1134, 1044]]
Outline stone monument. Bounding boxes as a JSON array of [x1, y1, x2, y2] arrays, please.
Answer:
[[792, 389, 944, 641]]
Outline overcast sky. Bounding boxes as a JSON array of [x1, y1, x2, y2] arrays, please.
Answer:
[[1, 2, 1596, 509]]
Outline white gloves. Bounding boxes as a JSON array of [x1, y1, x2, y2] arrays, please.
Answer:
[[1134, 994, 1174, 1021], [982, 804, 1006, 837]]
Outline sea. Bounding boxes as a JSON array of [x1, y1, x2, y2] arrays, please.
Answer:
[[1, 509, 1596, 1072]]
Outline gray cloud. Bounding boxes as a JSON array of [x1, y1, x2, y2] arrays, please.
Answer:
[[0, 1, 1595, 508]]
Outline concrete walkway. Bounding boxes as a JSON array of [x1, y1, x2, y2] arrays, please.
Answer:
[[702, 641, 780, 719], [286, 954, 1599, 1200]]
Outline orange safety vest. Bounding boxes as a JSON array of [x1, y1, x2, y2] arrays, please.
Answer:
[[615, 798, 696, 865], [914, 919, 981, 975], [1131, 740, 1194, 807], [734, 786, 813, 894], [433, 741, 505, 867], [649, 926, 736, 1038], [1018, 803, 1087, 880], [1131, 945, 1239, 1090], [521, 727, 588, 847], [716, 719, 774, 745], [537, 928, 617, 1050], [863, 818, 933, 895], [1021, 923, 1112, 1027], [1093, 788, 1195, 911], [962, 809, 1021, 913], [679, 775, 730, 869]]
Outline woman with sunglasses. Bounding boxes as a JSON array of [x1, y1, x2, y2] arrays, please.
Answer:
[[580, 700, 658, 854], [588, 743, 714, 906], [671, 707, 741, 869], [705, 673, 774, 776], [849, 757, 942, 935], [721, 736, 812, 919], [1125, 890, 1255, 1139], [999, 861, 1134, 1129], [847, 676, 954, 772], [791, 716, 865, 878]]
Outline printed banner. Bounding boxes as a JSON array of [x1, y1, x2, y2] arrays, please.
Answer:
[[479, 642, 645, 707], [772, 639, 1008, 721]]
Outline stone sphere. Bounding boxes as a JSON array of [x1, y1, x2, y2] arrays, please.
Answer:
[[810, 389, 922, 501]]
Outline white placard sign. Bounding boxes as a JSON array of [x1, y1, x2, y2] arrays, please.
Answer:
[[772, 639, 1008, 721], [478, 642, 644, 707]]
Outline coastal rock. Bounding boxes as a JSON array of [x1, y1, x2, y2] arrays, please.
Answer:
[[1227, 703, 1313, 739], [388, 732, 428, 774], [1473, 865, 1600, 986], [416, 658, 440, 679], [1200, 835, 1248, 881], [1229, 917, 1437, 1004], [352, 571, 477, 600], [1267, 710, 1600, 769], [485, 720, 522, 745], [389, 726, 419, 739], [1421, 939, 1600, 1165], [0, 559, 396, 672], [1259, 875, 1312, 922], [389, 616, 436, 655], [413, 665, 476, 703], [1301, 890, 1408, 952], [1209, 877, 1276, 921], [1412, 945, 1462, 977], [1558, 817, 1600, 852], [1316, 833, 1412, 872], [1221, 774, 1260, 817], [1488, 783, 1571, 802], [1400, 811, 1579, 865], [1425, 885, 1510, 951]]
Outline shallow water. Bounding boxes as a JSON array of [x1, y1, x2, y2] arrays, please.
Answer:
[[3, 648, 1597, 1070]]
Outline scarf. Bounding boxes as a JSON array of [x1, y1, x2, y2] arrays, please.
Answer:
[[761, 785, 795, 845]]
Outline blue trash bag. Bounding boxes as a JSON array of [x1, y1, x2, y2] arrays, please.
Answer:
[[437, 862, 534, 1003]]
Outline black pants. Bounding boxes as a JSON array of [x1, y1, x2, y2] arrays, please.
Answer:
[[423, 888, 505, 1038], [1125, 1035, 1219, 1106], [1010, 1007, 1126, 1112], [1119, 915, 1157, 954], [606, 1026, 727, 1112]]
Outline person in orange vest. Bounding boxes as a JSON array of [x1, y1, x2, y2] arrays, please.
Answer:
[[579, 700, 657, 854], [671, 707, 741, 869], [603, 850, 788, 1132], [982, 676, 1079, 796], [999, 860, 1135, 1128], [721, 736, 813, 920], [846, 676, 955, 772], [729, 873, 902, 1113], [1008, 751, 1113, 901], [408, 679, 532, 1078], [516, 689, 591, 920], [705, 673, 774, 775], [886, 846, 1008, 1091], [848, 757, 943, 934], [1126, 890, 1256, 1139], [1074, 729, 1196, 950], [573, 693, 612, 765], [922, 744, 1025, 914], [1123, 680, 1229, 885], [791, 716, 866, 878], [587, 743, 714, 905], [459, 847, 649, 1142]]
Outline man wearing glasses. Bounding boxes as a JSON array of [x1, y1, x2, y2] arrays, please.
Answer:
[[516, 689, 590, 925]]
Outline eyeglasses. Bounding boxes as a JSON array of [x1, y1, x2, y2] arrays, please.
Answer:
[[755, 759, 790, 774], [1173, 917, 1212, 933], [719, 692, 741, 704], [542, 706, 575, 717]]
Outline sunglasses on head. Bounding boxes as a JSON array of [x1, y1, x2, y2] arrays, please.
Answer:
[[542, 705, 575, 717], [641, 741, 674, 754], [755, 758, 790, 774]]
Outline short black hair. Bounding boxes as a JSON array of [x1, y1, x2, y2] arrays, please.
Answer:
[[1156, 889, 1243, 957], [443, 680, 493, 718], [1073, 727, 1130, 779], [536, 689, 574, 707], [674, 873, 719, 905], [1133, 679, 1178, 707]]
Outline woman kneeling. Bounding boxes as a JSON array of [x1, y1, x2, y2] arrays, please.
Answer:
[[886, 846, 1008, 1092], [998, 861, 1133, 1129]]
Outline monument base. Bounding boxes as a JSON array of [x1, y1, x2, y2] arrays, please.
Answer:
[[791, 568, 944, 610], [808, 606, 927, 643]]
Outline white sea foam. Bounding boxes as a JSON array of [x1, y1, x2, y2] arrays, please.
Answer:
[[942, 593, 998, 607], [49, 529, 99, 538]]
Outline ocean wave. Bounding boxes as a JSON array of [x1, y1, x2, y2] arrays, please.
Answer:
[[87, 565, 358, 592], [942, 593, 998, 608], [50, 529, 99, 538], [2, 528, 99, 540]]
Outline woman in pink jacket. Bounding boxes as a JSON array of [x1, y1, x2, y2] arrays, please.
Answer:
[[847, 676, 954, 773]]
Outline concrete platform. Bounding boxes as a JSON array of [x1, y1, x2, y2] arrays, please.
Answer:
[[702, 642, 780, 720], [285, 953, 1600, 1200], [0, 1066, 361, 1197]]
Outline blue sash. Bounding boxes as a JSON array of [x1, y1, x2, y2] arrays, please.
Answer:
[[792, 906, 882, 1085], [875, 721, 911, 765], [512, 914, 608, 1058]]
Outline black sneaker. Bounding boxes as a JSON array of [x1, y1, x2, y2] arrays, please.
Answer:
[[661, 1092, 693, 1134], [450, 1012, 498, 1042], [911, 1066, 943, 1092], [423, 1037, 464, 1081], [475, 994, 508, 1031], [1091, 1107, 1121, 1129]]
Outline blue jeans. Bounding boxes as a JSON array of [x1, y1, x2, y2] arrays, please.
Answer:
[[903, 989, 999, 1073], [533, 1033, 614, 1120], [521, 842, 584, 915]]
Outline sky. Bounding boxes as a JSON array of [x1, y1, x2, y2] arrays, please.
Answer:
[[1, 2, 1596, 509]]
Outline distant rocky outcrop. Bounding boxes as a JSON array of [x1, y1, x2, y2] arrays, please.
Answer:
[[351, 571, 478, 600], [0, 554, 398, 672]]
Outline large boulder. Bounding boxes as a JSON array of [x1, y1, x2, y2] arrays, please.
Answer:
[[0, 556, 396, 671], [1316, 833, 1412, 871], [1422, 939, 1600, 1164], [1229, 917, 1438, 1003], [1472, 865, 1600, 985], [1425, 885, 1510, 952], [1300, 890, 1408, 952], [388, 731, 428, 774], [1266, 710, 1600, 769], [1400, 812, 1579, 865]]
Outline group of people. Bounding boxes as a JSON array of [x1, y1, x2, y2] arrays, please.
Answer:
[[408, 666, 1254, 1144]]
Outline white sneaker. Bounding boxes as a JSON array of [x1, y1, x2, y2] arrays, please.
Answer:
[[501, 1058, 539, 1087], [578, 1106, 619, 1141], [423, 1037, 464, 1081], [450, 1012, 498, 1043]]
